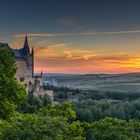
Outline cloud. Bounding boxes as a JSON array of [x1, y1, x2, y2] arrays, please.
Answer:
[[36, 38, 64, 48], [13, 33, 59, 38], [13, 30, 140, 38], [35, 43, 69, 59], [35, 56, 140, 74], [34, 43, 140, 73], [54, 18, 75, 26], [11, 29, 140, 74], [35, 50, 140, 74], [63, 30, 140, 36], [48, 43, 67, 48], [64, 50, 98, 60]]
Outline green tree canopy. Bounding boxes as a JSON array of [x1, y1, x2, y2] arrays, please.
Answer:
[[0, 45, 27, 120], [0, 46, 16, 78]]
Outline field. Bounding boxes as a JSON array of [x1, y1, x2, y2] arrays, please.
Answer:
[[43, 73, 140, 93]]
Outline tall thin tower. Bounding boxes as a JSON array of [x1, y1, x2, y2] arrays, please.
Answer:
[[32, 47, 34, 77]]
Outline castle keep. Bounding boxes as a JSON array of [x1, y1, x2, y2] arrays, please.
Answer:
[[1, 36, 36, 84], [0, 36, 55, 102]]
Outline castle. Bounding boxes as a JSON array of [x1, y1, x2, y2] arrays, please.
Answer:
[[0, 37, 57, 103], [0, 36, 42, 85]]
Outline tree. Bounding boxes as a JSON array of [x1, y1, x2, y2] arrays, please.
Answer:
[[0, 46, 27, 120], [17, 93, 51, 114], [0, 104, 86, 140], [40, 102, 76, 120], [0, 46, 16, 78], [87, 118, 140, 140]]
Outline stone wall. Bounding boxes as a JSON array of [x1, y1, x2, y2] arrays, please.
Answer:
[[15, 59, 33, 84]]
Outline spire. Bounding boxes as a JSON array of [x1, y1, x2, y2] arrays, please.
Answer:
[[25, 34, 28, 43], [22, 34, 30, 55], [31, 47, 34, 54], [24, 34, 29, 47]]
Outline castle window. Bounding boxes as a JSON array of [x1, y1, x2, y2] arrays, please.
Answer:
[[20, 76, 25, 82]]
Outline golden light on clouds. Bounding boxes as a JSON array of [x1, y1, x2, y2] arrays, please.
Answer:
[[36, 50, 140, 73], [31, 37, 140, 74], [10, 30, 140, 74], [13, 30, 140, 38], [34, 42, 140, 74]]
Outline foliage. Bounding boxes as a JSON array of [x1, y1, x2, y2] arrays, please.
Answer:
[[45, 85, 140, 103], [73, 99, 140, 122], [1, 110, 140, 140], [0, 46, 16, 78], [87, 118, 140, 140], [17, 93, 51, 114], [0, 104, 85, 140], [0, 46, 27, 120], [40, 102, 76, 120]]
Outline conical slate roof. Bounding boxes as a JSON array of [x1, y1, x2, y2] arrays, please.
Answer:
[[0, 36, 30, 60]]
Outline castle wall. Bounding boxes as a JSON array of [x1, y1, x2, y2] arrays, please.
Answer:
[[15, 59, 33, 84]]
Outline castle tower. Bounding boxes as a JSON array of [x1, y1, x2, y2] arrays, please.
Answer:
[[21, 35, 30, 56], [32, 47, 34, 77], [24, 35, 30, 54], [19, 35, 30, 67], [1, 35, 35, 84], [17, 35, 34, 84]]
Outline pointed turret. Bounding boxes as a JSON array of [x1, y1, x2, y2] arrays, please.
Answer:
[[25, 35, 28, 43], [24, 34, 29, 47], [22, 35, 30, 56], [31, 47, 34, 55]]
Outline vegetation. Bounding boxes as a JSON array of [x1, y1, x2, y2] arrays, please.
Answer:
[[45, 84, 140, 102], [43, 73, 140, 91], [73, 99, 140, 122], [0, 46, 26, 120], [1, 45, 140, 139], [17, 92, 51, 114]]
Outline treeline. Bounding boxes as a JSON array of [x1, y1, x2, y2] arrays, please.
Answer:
[[44, 85, 79, 102], [73, 99, 140, 122], [78, 90, 140, 101], [1, 103, 140, 140], [44, 85, 140, 101]]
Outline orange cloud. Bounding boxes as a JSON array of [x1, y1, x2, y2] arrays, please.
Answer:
[[35, 43, 69, 59], [48, 43, 68, 48], [12, 29, 140, 38], [13, 33, 59, 38], [11, 31, 140, 74], [35, 51, 140, 74]]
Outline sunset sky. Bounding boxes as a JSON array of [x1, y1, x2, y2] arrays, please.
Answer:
[[1, 0, 140, 73]]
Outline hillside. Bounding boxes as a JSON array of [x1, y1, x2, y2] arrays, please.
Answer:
[[43, 73, 140, 92]]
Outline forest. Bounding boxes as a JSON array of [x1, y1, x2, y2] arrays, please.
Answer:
[[1, 45, 140, 140]]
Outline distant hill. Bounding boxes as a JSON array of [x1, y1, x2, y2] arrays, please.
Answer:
[[41, 72, 140, 93]]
